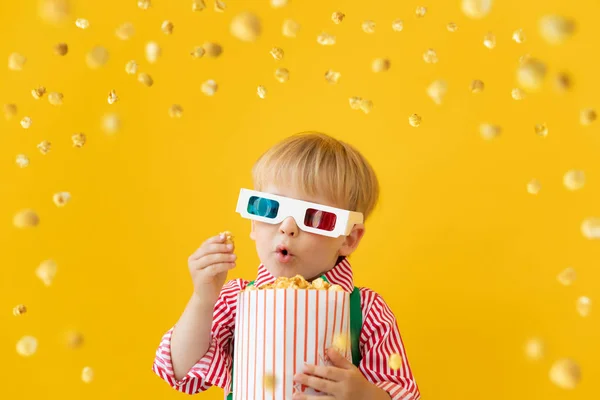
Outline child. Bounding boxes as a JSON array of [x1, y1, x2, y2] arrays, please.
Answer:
[[152, 132, 420, 399]]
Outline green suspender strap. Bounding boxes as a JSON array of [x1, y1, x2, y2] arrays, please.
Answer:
[[227, 280, 362, 400]]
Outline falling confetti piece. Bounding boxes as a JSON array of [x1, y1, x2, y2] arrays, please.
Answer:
[[20, 116, 32, 129], [54, 43, 68, 55], [512, 29, 525, 43], [479, 123, 501, 140], [539, 16, 575, 45], [107, 90, 118, 104], [116, 22, 135, 40], [324, 70, 340, 84], [72, 133, 86, 148], [82, 367, 94, 383], [102, 113, 120, 134], [201, 79, 218, 96], [534, 123, 547, 137], [13, 304, 27, 316], [8, 53, 27, 71], [190, 47, 205, 58], [257, 86, 267, 99], [549, 359, 581, 389], [282, 19, 300, 38], [470, 80, 484, 93], [37, 140, 51, 155], [317, 32, 336, 45], [38, 0, 70, 24], [16, 336, 38, 357], [270, 0, 288, 7], [372, 58, 390, 72], [13, 209, 39, 228], [65, 331, 84, 348], [461, 0, 493, 19], [392, 19, 404, 32], [16, 155, 30, 168], [409, 114, 421, 127], [423, 49, 438, 63], [557, 267, 576, 286], [203, 42, 223, 57], [332, 11, 345, 24], [426, 80, 448, 105], [125, 60, 138, 75], [580, 218, 600, 241], [53, 192, 71, 207], [192, 0, 205, 11], [161, 20, 174, 35], [580, 108, 596, 126], [270, 47, 284, 60], [214, 0, 226, 12], [483, 32, 496, 49], [332, 334, 349, 353], [517, 58, 546, 92], [511, 88, 526, 100], [138, 72, 153, 87], [36, 259, 57, 286], [48, 92, 64, 105], [4, 103, 18, 119], [145, 41, 161, 63], [563, 170, 585, 191], [264, 374, 276, 391], [415, 6, 427, 17], [362, 20, 375, 33], [388, 353, 402, 370], [230, 12, 262, 42], [86, 46, 109, 69], [576, 296, 591, 317], [527, 179, 541, 195], [168, 104, 183, 118], [274, 67, 289, 83], [137, 0, 151, 10], [524, 337, 544, 361], [447, 22, 458, 32]]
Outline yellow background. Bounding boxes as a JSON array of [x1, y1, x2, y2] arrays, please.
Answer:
[[1, 0, 599, 398]]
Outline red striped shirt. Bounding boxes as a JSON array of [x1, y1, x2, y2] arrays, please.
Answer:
[[152, 258, 420, 399]]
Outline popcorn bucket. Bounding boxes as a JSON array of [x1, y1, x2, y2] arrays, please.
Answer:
[[231, 289, 352, 399]]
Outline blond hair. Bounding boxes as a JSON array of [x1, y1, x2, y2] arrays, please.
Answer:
[[252, 132, 380, 221]]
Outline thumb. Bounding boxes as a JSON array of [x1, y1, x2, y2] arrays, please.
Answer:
[[327, 347, 354, 369]]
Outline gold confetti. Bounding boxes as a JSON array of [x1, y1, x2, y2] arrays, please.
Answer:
[[86, 46, 109, 69], [75, 18, 89, 29], [102, 113, 120, 134], [161, 20, 174, 35], [325, 70, 340, 84], [145, 41, 161, 63], [270, 0, 288, 7], [53, 192, 71, 207], [423, 49, 438, 64], [125, 60, 138, 75], [38, 0, 70, 24], [270, 47, 284, 60], [349, 97, 362, 110], [392, 19, 404, 32], [37, 140, 52, 155], [54, 42, 68, 55], [461, 0, 493, 19], [511, 88, 526, 100], [65, 331, 84, 348], [201, 79, 218, 96], [470, 80, 484, 93], [107, 90, 118, 105], [580, 108, 597, 126], [512, 29, 525, 43], [168, 104, 183, 118], [576, 296, 591, 317], [534, 123, 548, 137], [20, 116, 32, 129], [483, 32, 496, 49], [82, 367, 94, 383], [274, 68, 289, 83], [372, 58, 390, 72], [282, 19, 300, 38], [447, 22, 458, 32], [190, 47, 205, 58], [360, 99, 374, 114], [408, 114, 421, 127], [581, 218, 600, 240], [517, 59, 546, 92], [527, 179, 541, 195], [214, 0, 226, 12], [192, 0, 205, 11], [137, 0, 151, 10], [479, 123, 501, 140], [13, 304, 27, 316], [563, 170, 585, 191], [415, 6, 427, 17], [317, 32, 336, 45], [230, 12, 262, 42], [138, 72, 154, 87], [427, 80, 448, 105], [31, 86, 46, 100], [71, 133, 86, 148], [4, 103, 18, 119], [557, 267, 576, 286], [524, 338, 544, 361], [549, 359, 581, 389], [388, 353, 402, 370], [8, 52, 27, 71], [36, 259, 57, 286], [539, 16, 575, 45], [257, 85, 267, 99], [362, 20, 375, 34], [48, 92, 64, 105], [16, 154, 30, 168], [554, 72, 571, 92], [13, 209, 39, 228], [16, 336, 38, 357], [263, 374, 276, 391], [332, 11, 345, 24], [203, 42, 223, 57], [116, 22, 135, 40]]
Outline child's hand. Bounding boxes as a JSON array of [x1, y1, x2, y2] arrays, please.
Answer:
[[293, 348, 390, 400], [187, 233, 237, 301]]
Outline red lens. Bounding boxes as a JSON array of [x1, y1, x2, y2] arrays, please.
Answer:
[[304, 209, 337, 231]]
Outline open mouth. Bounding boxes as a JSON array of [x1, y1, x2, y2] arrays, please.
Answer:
[[275, 245, 293, 262]]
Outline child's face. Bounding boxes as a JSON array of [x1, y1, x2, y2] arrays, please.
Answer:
[[249, 183, 365, 280]]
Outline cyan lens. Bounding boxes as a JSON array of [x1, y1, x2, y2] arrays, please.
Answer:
[[247, 196, 279, 218]]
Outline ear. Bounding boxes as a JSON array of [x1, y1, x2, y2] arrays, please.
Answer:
[[338, 224, 365, 257], [249, 220, 256, 241]]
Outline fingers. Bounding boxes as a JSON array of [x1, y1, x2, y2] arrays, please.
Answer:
[[189, 234, 234, 261], [202, 262, 236, 276], [292, 373, 337, 395], [300, 364, 346, 381], [190, 253, 237, 270]]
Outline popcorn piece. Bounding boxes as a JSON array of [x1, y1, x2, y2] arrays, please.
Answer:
[[257, 85, 267, 99], [13, 304, 27, 316], [581, 218, 600, 239], [145, 41, 161, 63], [447, 22, 458, 32], [512, 29, 525, 44], [161, 20, 174, 35], [332, 333, 348, 353], [66, 330, 84, 348], [16, 155, 29, 168], [372, 58, 390, 72], [511, 88, 526, 100], [554, 72, 571, 92], [580, 108, 596, 126], [388, 353, 402, 370], [220, 231, 234, 245], [479, 123, 501, 140], [13, 209, 39, 228], [311, 278, 326, 289], [557, 267, 576, 286], [563, 170, 585, 191], [329, 284, 344, 291], [203, 42, 223, 57], [138, 0, 151, 10], [270, 47, 284, 60], [392, 19, 403, 32], [125, 60, 138, 75], [408, 114, 422, 127], [82, 367, 94, 383], [470, 80, 484, 93], [4, 103, 17, 119], [461, 0, 492, 19], [263, 374, 276, 391], [20, 116, 32, 129], [86, 46, 109, 69], [427, 80, 448, 105], [549, 359, 581, 389], [37, 140, 52, 155], [539, 16, 575, 45], [192, 0, 206, 11], [415, 6, 427, 18], [282, 19, 300, 38], [201, 79, 218, 96], [349, 97, 362, 110], [423, 49, 438, 63], [332, 12, 345, 24], [116, 22, 135, 40], [190, 47, 205, 58], [169, 104, 183, 118], [8, 53, 27, 71], [53, 42, 68, 56], [230, 12, 262, 42], [274, 68, 289, 83], [527, 179, 541, 195], [524, 337, 544, 361], [53, 192, 71, 207], [483, 32, 496, 49], [32, 87, 47, 99], [517, 59, 547, 92], [576, 296, 591, 317], [48, 92, 64, 105], [102, 113, 120, 134], [16, 336, 38, 357], [534, 123, 548, 137], [214, 0, 226, 12], [270, 0, 288, 7], [362, 20, 375, 34], [38, 0, 70, 24], [72, 133, 86, 148], [138, 73, 154, 87], [107, 90, 118, 105], [325, 70, 340, 84], [245, 274, 347, 291], [317, 32, 336, 45], [75, 18, 89, 29], [36, 259, 57, 286], [360, 99, 374, 114]]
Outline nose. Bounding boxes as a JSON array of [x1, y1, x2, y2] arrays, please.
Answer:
[[279, 216, 299, 237]]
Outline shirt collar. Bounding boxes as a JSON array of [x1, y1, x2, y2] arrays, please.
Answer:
[[253, 257, 355, 292]]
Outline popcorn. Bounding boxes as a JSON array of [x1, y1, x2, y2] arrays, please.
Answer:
[[317, 32, 336, 45], [580, 108, 597, 126], [125, 60, 138, 75], [168, 104, 183, 118], [220, 231, 234, 245], [408, 114, 422, 127], [372, 58, 390, 72], [274, 68, 289, 83], [36, 259, 58, 286], [20, 116, 32, 129], [447, 22, 458, 32], [581, 217, 600, 239], [86, 46, 109, 69], [201, 79, 218, 96], [483, 32, 496, 49], [517, 59, 547, 92], [245, 274, 347, 291], [75, 18, 90, 29], [270, 0, 288, 7], [556, 267, 576, 286], [138, 72, 154, 87], [479, 123, 501, 140], [325, 69, 340, 84], [38, 0, 70, 24], [145, 41, 161, 63], [107, 90, 118, 104], [524, 338, 544, 361], [539, 16, 575, 45], [576, 296, 591, 317], [16, 154, 30, 168], [549, 359, 581, 389], [13, 209, 39, 228], [102, 113, 120, 134], [230, 12, 262, 42], [470, 80, 484, 93], [257, 85, 267, 99], [16, 336, 38, 357], [415, 6, 427, 18], [32, 86, 47, 99], [53, 192, 71, 207], [527, 179, 541, 195], [511, 88, 526, 100], [388, 353, 402, 370], [65, 330, 84, 348], [192, 0, 206, 11], [203, 42, 223, 57], [427, 80, 447, 105], [72, 133, 86, 148], [534, 123, 548, 137], [349, 97, 362, 110], [282, 19, 300, 38], [270, 47, 284, 60], [362, 20, 375, 34], [392, 19, 403, 32], [48, 92, 64, 105], [161, 20, 174, 35], [190, 47, 205, 58], [360, 99, 373, 114], [332, 333, 349, 353], [263, 374, 276, 391], [332, 11, 345, 24], [82, 367, 94, 383], [423, 49, 438, 64], [563, 170, 585, 191], [214, 0, 226, 12], [4, 103, 17, 119], [554, 73, 571, 92], [138, 0, 151, 10], [512, 29, 525, 44], [8, 53, 27, 71], [116, 22, 135, 40], [13, 304, 27, 316], [461, 0, 493, 19]]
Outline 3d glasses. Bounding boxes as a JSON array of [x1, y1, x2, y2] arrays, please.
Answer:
[[235, 188, 363, 238]]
